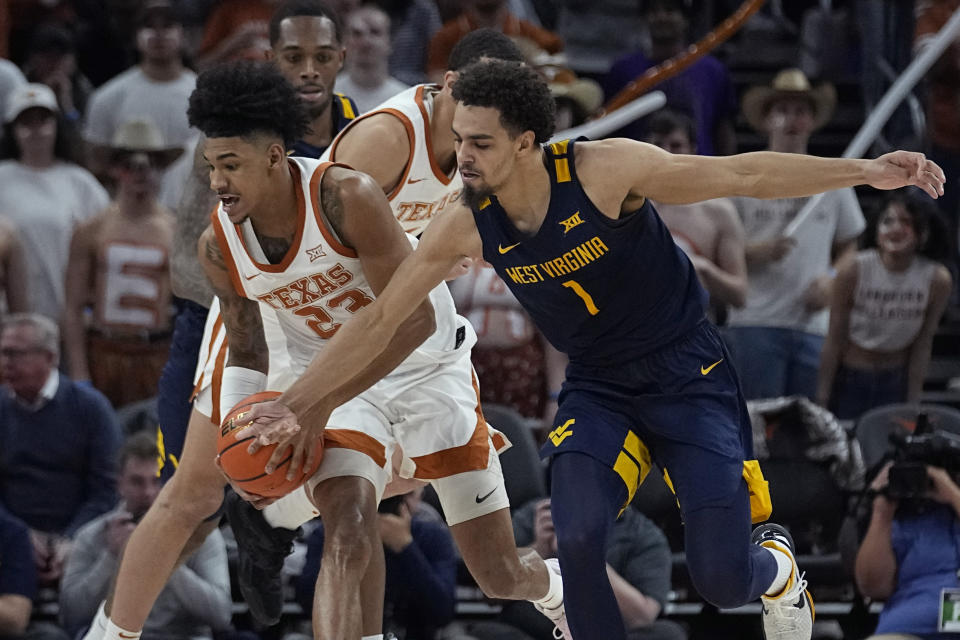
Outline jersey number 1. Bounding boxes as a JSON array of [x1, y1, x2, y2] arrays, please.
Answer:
[[562, 280, 599, 316]]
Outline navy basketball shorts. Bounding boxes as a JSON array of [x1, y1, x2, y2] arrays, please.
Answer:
[[156, 299, 210, 483], [542, 320, 771, 521]]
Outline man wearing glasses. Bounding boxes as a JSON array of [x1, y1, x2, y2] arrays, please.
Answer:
[[0, 313, 121, 586]]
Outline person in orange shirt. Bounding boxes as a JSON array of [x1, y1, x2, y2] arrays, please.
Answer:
[[914, 0, 960, 240], [426, 0, 561, 81], [195, 0, 279, 69]]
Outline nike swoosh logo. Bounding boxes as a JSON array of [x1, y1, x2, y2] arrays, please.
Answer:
[[407, 177, 426, 184], [700, 359, 723, 375], [498, 242, 521, 254], [118, 634, 139, 639], [244, 272, 259, 280], [475, 487, 497, 503]]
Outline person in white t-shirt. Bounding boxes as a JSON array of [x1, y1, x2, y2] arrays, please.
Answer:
[[816, 193, 953, 419], [0, 59, 26, 146], [82, 0, 196, 207], [336, 5, 409, 113], [0, 83, 109, 321], [725, 69, 866, 400]]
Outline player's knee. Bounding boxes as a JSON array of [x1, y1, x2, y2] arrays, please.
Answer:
[[160, 474, 224, 523], [687, 558, 752, 609], [554, 513, 606, 564], [323, 503, 377, 571]]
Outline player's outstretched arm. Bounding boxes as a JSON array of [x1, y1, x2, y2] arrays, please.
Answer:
[[590, 139, 946, 206]]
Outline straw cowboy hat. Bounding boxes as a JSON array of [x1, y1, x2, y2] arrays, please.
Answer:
[[742, 68, 837, 132], [110, 119, 184, 169]]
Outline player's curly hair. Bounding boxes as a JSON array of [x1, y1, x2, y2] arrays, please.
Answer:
[[187, 61, 310, 148], [452, 59, 556, 144]]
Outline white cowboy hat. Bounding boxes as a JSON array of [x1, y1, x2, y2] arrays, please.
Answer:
[[742, 68, 837, 132]]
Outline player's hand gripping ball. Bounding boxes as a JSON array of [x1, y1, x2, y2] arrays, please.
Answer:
[[218, 391, 324, 497]]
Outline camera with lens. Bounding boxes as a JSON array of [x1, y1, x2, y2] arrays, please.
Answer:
[[885, 414, 960, 500]]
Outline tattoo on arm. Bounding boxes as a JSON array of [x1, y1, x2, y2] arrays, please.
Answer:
[[204, 234, 227, 271], [321, 172, 352, 248], [200, 231, 267, 371], [219, 291, 268, 371]]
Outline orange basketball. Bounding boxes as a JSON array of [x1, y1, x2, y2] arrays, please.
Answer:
[[218, 391, 324, 497]]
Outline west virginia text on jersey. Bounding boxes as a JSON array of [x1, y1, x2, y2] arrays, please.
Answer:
[[471, 138, 708, 366]]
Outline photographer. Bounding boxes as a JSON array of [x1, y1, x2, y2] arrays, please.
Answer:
[[855, 461, 960, 639]]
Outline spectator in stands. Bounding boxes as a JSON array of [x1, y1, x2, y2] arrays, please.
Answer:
[[644, 109, 747, 315], [0, 219, 28, 315], [82, 0, 195, 193], [478, 499, 685, 640], [336, 5, 408, 112], [725, 69, 866, 401], [0, 58, 25, 145], [426, 0, 562, 81], [60, 432, 232, 640], [296, 488, 458, 639], [816, 194, 953, 420], [0, 506, 34, 639], [380, 0, 441, 85], [74, 0, 143, 87], [603, 0, 736, 156], [513, 37, 603, 130], [914, 0, 960, 238], [448, 262, 567, 426], [855, 462, 960, 640], [0, 505, 68, 640], [63, 120, 180, 408], [0, 314, 121, 586], [195, 0, 276, 69], [0, 83, 109, 322], [22, 23, 92, 128], [552, 0, 642, 77]]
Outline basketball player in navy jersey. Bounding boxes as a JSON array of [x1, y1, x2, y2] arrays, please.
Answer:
[[243, 59, 946, 640]]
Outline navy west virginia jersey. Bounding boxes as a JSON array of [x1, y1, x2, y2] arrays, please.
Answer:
[[290, 93, 358, 158], [472, 138, 707, 366]]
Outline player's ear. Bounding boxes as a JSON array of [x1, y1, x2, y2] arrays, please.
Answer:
[[442, 70, 458, 92], [268, 143, 286, 169], [517, 130, 536, 153]]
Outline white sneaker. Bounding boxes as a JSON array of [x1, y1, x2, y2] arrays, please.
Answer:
[[753, 524, 814, 640], [533, 558, 572, 639]]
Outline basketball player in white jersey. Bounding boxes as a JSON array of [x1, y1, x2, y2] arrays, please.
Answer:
[[104, 62, 567, 640], [186, 29, 573, 636]]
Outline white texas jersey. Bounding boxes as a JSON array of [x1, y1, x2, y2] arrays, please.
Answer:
[[210, 157, 474, 377], [324, 85, 462, 236]]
